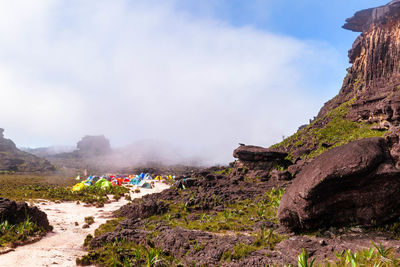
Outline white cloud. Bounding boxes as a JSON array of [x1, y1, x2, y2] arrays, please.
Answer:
[[0, 0, 342, 164]]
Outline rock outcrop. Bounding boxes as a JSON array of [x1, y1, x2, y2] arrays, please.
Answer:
[[0, 129, 55, 172], [273, 0, 400, 161], [323, 0, 400, 125], [232, 145, 290, 180], [77, 135, 111, 156], [278, 137, 400, 231], [343, 0, 400, 33], [0, 197, 52, 231]]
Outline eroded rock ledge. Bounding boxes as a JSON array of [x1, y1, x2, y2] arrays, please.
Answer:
[[343, 0, 400, 32]]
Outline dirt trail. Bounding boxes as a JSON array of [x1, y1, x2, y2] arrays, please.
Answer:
[[0, 181, 170, 267]]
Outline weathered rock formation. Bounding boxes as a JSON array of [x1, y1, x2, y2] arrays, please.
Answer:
[[232, 145, 290, 180], [278, 137, 400, 231], [0, 128, 55, 172], [77, 135, 111, 155], [320, 0, 400, 124], [0, 197, 52, 231], [273, 0, 400, 160]]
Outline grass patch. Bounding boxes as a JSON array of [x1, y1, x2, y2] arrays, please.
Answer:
[[220, 229, 286, 262], [215, 168, 233, 176], [77, 239, 175, 267], [44, 185, 129, 205], [94, 217, 125, 237], [146, 188, 285, 233], [221, 242, 257, 262], [370, 217, 400, 240], [295, 242, 400, 266], [271, 98, 386, 160], [0, 217, 45, 247], [0, 173, 129, 205], [84, 216, 94, 225]]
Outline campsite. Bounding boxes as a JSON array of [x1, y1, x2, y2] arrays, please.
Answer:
[[6, 1, 400, 266], [0, 176, 170, 267]]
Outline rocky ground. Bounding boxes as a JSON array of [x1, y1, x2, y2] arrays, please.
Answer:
[[5, 1, 400, 266], [0, 182, 170, 267], [75, 3, 400, 265], [78, 159, 400, 266]]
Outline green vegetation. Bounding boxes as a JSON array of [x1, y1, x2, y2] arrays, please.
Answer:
[[93, 217, 125, 238], [0, 173, 128, 204], [221, 242, 258, 262], [371, 217, 400, 239], [44, 184, 129, 205], [79, 187, 286, 265], [84, 216, 94, 225], [0, 217, 45, 247], [215, 168, 233, 176], [79, 217, 176, 266], [77, 239, 175, 267], [294, 243, 400, 267], [146, 188, 285, 233], [298, 249, 316, 267], [271, 98, 386, 160], [221, 228, 284, 263]]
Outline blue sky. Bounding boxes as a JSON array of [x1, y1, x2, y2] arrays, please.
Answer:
[[177, 1, 388, 56], [0, 0, 390, 164]]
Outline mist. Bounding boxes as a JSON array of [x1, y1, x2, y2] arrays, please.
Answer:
[[0, 0, 343, 164]]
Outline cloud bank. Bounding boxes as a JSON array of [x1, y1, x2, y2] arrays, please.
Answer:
[[0, 0, 343, 164]]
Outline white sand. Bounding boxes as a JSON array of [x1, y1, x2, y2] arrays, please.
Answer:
[[0, 181, 170, 267]]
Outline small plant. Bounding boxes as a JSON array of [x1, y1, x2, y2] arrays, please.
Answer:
[[192, 240, 205, 252], [344, 249, 359, 267], [84, 216, 95, 225], [215, 168, 232, 176], [145, 247, 161, 267], [221, 243, 256, 262], [372, 242, 393, 258], [0, 218, 45, 247], [297, 249, 315, 267]]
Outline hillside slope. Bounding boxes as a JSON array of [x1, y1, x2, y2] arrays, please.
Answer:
[[0, 129, 54, 172], [273, 0, 400, 160]]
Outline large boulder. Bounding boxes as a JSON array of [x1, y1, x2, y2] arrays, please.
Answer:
[[0, 198, 51, 231], [278, 137, 400, 231]]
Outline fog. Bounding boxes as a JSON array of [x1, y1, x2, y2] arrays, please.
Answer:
[[0, 0, 343, 164]]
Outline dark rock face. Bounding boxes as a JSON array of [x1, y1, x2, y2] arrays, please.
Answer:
[[0, 129, 55, 172], [77, 135, 111, 155], [278, 137, 400, 231], [232, 145, 290, 180], [386, 126, 400, 168], [319, 2, 400, 125], [118, 198, 168, 219], [273, 2, 400, 160], [270, 169, 292, 181], [233, 145, 288, 162], [0, 198, 51, 231]]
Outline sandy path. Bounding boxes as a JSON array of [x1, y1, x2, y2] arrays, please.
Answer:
[[0, 181, 170, 267]]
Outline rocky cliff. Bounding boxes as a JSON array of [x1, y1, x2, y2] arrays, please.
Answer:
[[0, 128, 55, 172], [273, 0, 400, 160]]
